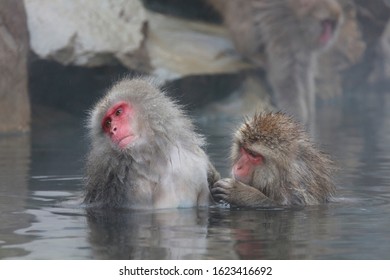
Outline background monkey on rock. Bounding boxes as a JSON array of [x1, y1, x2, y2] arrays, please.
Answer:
[[209, 0, 344, 126], [210, 112, 336, 207], [84, 77, 220, 209]]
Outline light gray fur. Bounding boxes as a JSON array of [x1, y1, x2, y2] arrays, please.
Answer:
[[84, 77, 219, 209]]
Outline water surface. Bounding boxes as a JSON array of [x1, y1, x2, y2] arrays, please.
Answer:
[[1, 91, 390, 259]]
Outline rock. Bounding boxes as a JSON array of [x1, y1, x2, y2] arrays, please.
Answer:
[[145, 11, 252, 80], [0, 0, 30, 133], [24, 0, 251, 81], [24, 0, 147, 68]]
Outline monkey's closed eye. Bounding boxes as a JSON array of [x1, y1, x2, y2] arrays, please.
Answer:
[[244, 147, 261, 158]]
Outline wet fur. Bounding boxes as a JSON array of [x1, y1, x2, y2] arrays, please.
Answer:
[[84, 77, 219, 209], [211, 112, 336, 207]]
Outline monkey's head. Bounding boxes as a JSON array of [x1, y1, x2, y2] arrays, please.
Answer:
[[289, 0, 343, 51], [88, 77, 188, 155], [231, 112, 309, 200]]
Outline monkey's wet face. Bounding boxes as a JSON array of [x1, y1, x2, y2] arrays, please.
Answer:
[[232, 146, 263, 185], [102, 101, 137, 149]]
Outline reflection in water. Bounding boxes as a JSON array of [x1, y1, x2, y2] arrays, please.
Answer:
[[87, 206, 333, 259], [0, 134, 34, 258], [87, 208, 209, 259], [10, 205, 88, 259], [207, 207, 335, 259], [1, 91, 390, 259]]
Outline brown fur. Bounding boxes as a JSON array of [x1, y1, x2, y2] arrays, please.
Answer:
[[211, 112, 336, 207]]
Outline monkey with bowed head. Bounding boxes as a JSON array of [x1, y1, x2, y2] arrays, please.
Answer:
[[84, 77, 220, 209], [210, 112, 336, 207]]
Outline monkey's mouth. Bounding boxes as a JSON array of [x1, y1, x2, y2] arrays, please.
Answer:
[[232, 172, 251, 185], [319, 19, 337, 46], [117, 135, 136, 149]]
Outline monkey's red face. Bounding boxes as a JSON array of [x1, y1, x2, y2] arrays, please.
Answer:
[[233, 147, 263, 184], [102, 102, 136, 149]]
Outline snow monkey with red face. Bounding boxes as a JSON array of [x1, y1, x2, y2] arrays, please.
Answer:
[[211, 112, 336, 207], [84, 77, 220, 209]]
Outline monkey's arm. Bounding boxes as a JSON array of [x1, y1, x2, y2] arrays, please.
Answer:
[[207, 161, 221, 186], [206, 162, 221, 204], [210, 178, 276, 207]]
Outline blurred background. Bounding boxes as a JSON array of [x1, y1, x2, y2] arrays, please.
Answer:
[[2, 0, 390, 131]]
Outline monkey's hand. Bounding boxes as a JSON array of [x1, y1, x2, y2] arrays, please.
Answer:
[[211, 178, 275, 207]]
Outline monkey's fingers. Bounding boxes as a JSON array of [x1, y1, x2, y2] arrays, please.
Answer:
[[211, 178, 233, 202], [211, 192, 229, 203]]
